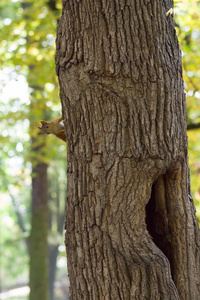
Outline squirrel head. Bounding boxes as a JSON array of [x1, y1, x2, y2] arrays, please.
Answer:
[[38, 118, 64, 135], [38, 118, 66, 142], [38, 121, 51, 134]]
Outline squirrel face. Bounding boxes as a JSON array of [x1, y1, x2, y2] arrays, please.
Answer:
[[38, 118, 66, 142], [38, 121, 52, 134]]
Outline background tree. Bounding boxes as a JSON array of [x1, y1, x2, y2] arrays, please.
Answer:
[[56, 0, 200, 299]]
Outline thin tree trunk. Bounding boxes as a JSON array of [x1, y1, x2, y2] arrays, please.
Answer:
[[29, 162, 49, 300], [56, 0, 200, 298], [49, 246, 59, 300], [48, 175, 66, 300]]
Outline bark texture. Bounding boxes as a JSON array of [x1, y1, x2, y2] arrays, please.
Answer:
[[56, 0, 200, 299]]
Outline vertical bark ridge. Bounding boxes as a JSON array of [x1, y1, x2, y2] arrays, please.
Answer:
[[59, 78, 190, 298], [56, 0, 200, 298], [60, 73, 186, 161], [63, 81, 183, 298], [56, 0, 187, 159], [66, 149, 182, 299], [146, 160, 200, 299]]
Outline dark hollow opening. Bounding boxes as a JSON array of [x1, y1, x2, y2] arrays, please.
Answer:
[[145, 174, 174, 274]]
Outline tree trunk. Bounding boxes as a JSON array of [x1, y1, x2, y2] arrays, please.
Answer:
[[29, 162, 49, 300], [48, 174, 66, 300], [56, 0, 200, 299], [48, 245, 59, 300]]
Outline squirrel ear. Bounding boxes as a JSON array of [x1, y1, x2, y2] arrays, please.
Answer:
[[41, 120, 46, 124]]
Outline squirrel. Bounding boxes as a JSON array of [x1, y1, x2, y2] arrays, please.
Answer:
[[38, 117, 66, 142]]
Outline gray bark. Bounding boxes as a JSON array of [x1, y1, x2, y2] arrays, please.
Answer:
[[56, 0, 200, 299]]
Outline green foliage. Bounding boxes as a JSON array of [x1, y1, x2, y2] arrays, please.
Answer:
[[0, 190, 29, 288], [175, 1, 200, 123], [175, 1, 200, 222], [0, 0, 67, 293], [0, 0, 64, 164]]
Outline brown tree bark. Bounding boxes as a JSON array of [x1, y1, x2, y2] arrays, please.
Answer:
[[56, 0, 200, 299]]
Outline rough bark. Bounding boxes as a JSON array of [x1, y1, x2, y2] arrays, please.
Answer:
[[56, 0, 200, 299], [29, 162, 49, 300]]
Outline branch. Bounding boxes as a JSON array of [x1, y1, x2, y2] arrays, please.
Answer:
[[47, 0, 58, 11], [187, 123, 200, 131]]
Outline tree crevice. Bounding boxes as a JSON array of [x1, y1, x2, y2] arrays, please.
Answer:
[[145, 161, 199, 298], [146, 172, 173, 270]]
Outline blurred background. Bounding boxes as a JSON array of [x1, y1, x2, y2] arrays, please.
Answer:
[[0, 0, 200, 299]]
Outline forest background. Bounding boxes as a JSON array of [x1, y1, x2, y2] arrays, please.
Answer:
[[0, 0, 200, 299]]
